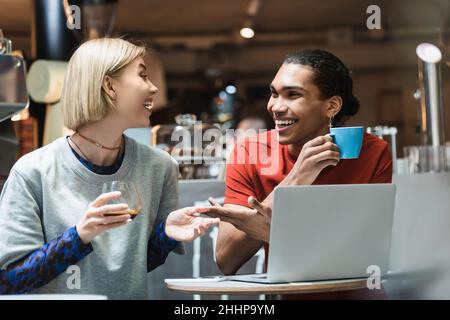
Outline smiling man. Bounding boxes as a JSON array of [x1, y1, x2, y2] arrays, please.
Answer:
[[202, 49, 392, 299]]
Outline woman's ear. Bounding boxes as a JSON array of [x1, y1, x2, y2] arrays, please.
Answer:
[[102, 75, 116, 100], [327, 95, 343, 118]]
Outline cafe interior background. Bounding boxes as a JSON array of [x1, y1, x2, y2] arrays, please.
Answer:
[[1, 0, 450, 299]]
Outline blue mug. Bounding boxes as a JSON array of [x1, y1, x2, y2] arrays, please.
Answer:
[[329, 126, 364, 159]]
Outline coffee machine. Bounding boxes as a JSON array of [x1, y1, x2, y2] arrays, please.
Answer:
[[0, 30, 29, 189]]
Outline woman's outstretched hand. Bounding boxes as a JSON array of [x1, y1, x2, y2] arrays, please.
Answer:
[[165, 207, 220, 242]]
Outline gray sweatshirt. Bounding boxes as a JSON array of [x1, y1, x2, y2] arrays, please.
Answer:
[[0, 136, 183, 299]]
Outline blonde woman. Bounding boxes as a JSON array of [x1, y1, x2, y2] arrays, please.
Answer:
[[0, 38, 218, 299]]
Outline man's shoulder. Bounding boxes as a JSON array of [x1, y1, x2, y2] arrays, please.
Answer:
[[363, 132, 389, 152], [360, 132, 392, 165]]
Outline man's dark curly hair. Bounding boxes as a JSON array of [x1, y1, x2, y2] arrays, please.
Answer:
[[284, 49, 360, 126]]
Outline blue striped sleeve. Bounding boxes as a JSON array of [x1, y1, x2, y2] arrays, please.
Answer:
[[0, 226, 93, 294]]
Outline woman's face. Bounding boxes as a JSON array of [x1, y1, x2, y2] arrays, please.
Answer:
[[267, 63, 330, 146], [109, 56, 158, 128]]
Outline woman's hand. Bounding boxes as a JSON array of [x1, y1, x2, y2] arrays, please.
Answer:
[[76, 191, 131, 244], [165, 207, 220, 242], [199, 197, 272, 243], [291, 135, 340, 185]]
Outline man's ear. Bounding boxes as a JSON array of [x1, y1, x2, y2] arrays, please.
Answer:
[[102, 75, 116, 100], [327, 95, 343, 118]]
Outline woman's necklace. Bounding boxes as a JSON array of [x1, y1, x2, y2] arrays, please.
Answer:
[[76, 130, 122, 150], [69, 133, 123, 165]]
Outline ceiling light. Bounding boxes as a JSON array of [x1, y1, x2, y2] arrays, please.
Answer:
[[225, 85, 237, 95], [240, 27, 255, 39]]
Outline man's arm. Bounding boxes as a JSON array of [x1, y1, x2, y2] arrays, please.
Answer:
[[215, 168, 301, 275], [214, 135, 339, 274], [215, 204, 264, 275]]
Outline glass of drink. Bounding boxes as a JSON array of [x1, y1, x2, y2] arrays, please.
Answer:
[[102, 181, 142, 220]]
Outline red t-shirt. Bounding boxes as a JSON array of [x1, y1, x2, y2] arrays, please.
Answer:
[[225, 130, 392, 207], [224, 130, 392, 299]]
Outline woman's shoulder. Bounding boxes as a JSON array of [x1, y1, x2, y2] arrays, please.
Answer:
[[12, 138, 63, 171], [10, 138, 65, 182]]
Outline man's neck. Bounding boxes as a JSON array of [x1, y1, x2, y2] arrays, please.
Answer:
[[287, 143, 303, 159]]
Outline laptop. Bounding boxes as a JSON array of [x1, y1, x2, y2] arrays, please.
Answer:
[[231, 184, 396, 284]]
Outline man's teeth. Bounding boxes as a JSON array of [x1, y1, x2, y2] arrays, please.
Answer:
[[275, 120, 297, 127]]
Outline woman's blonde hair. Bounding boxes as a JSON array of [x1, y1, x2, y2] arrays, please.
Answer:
[[61, 38, 146, 130]]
